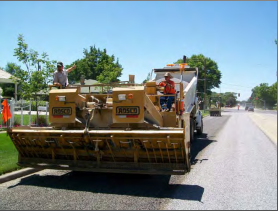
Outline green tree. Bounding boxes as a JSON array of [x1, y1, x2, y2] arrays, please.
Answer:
[[13, 34, 57, 99], [252, 82, 277, 109], [270, 82, 277, 104], [226, 95, 237, 106], [175, 54, 222, 95], [209, 92, 237, 107], [66, 46, 123, 84], [142, 72, 151, 84]]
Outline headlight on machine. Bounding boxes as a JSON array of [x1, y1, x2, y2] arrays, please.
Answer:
[[118, 94, 126, 101], [55, 96, 66, 102]]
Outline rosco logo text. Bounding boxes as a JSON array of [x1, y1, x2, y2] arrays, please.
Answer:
[[116, 106, 140, 115], [52, 107, 72, 115]]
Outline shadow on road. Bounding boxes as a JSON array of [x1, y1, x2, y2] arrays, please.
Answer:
[[8, 171, 204, 202], [4, 111, 237, 207], [191, 133, 217, 165]]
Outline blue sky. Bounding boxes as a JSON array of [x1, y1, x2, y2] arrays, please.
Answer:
[[0, 1, 277, 100]]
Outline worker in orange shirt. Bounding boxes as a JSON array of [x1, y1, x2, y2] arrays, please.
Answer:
[[159, 72, 176, 112]]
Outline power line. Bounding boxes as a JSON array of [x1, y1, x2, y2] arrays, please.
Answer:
[[220, 85, 253, 91], [220, 82, 254, 89], [218, 89, 252, 93]]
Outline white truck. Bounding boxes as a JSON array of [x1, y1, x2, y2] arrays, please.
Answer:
[[245, 103, 253, 111], [150, 63, 203, 140]]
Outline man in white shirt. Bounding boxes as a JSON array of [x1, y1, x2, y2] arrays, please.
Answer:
[[53, 61, 76, 88]]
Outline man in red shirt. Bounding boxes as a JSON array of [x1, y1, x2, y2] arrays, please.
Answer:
[[159, 72, 176, 111]]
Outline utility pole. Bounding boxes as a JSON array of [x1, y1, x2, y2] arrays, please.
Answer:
[[202, 58, 207, 110], [256, 97, 266, 110]]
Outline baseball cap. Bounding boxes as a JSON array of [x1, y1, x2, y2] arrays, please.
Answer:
[[164, 72, 173, 78], [57, 61, 63, 67]]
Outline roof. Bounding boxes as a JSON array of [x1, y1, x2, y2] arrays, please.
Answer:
[[113, 86, 144, 91], [73, 79, 100, 93], [153, 67, 197, 73], [34, 79, 102, 95], [0, 69, 15, 84], [73, 79, 98, 86], [34, 89, 49, 95]]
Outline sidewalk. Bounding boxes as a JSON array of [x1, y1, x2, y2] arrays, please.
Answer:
[[13, 111, 49, 115], [255, 108, 277, 112]]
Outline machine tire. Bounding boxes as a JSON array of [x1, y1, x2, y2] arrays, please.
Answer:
[[197, 118, 203, 135]]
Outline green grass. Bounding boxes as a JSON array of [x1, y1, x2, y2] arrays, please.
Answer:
[[0, 133, 21, 175], [200, 110, 210, 118]]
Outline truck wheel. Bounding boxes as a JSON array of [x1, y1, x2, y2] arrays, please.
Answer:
[[187, 149, 191, 172], [190, 118, 194, 143], [186, 142, 191, 172], [197, 118, 203, 135]]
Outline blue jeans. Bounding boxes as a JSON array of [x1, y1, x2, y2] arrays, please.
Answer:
[[160, 96, 175, 110]]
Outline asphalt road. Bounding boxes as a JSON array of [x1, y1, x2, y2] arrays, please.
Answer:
[[0, 110, 276, 210]]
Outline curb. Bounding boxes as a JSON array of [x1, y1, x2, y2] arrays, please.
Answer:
[[0, 168, 41, 184]]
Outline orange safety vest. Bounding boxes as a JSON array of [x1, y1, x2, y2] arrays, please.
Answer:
[[159, 80, 176, 94]]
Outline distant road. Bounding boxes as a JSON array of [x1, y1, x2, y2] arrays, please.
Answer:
[[223, 107, 277, 114]]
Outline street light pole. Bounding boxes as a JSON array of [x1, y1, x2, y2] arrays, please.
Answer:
[[257, 98, 266, 110], [192, 57, 207, 110], [262, 99, 266, 110]]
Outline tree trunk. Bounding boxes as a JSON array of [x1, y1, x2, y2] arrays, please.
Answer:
[[36, 95, 39, 126]]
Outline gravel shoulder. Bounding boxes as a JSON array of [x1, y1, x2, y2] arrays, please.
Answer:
[[248, 112, 277, 145]]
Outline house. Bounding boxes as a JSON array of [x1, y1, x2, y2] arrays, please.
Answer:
[[34, 79, 103, 97], [73, 79, 101, 93], [0, 69, 18, 101]]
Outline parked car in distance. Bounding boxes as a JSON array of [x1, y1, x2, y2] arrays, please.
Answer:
[[248, 106, 254, 112]]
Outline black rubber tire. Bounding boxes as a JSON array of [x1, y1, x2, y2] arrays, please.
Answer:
[[187, 147, 191, 172], [197, 118, 203, 135], [190, 118, 194, 144], [71, 170, 87, 176], [186, 139, 192, 172]]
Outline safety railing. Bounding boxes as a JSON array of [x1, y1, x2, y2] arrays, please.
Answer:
[[49, 82, 142, 93]]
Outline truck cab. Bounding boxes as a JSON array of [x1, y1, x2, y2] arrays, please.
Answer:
[[245, 103, 253, 111]]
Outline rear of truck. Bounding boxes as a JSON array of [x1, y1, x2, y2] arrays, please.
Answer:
[[209, 97, 222, 116]]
